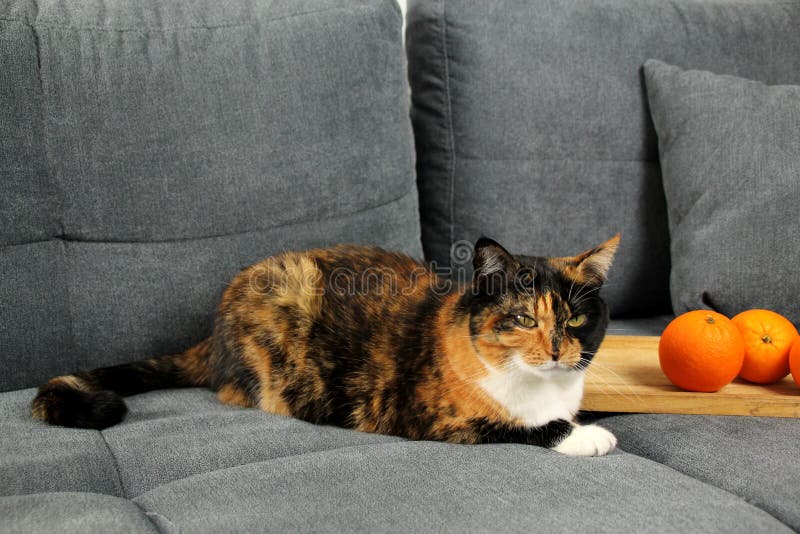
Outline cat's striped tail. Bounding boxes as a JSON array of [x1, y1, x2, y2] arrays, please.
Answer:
[[31, 338, 213, 429]]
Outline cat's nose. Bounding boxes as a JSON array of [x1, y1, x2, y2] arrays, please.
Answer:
[[551, 350, 560, 361]]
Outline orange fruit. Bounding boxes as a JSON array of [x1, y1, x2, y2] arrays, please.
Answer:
[[790, 337, 800, 387], [659, 310, 745, 392], [731, 309, 798, 384]]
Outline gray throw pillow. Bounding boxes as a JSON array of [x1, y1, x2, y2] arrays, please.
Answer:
[[644, 59, 800, 326]]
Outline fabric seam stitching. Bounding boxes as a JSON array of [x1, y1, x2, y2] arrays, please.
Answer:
[[30, 0, 82, 390], [130, 436, 795, 532], [132, 438, 406, 499], [137, 506, 177, 534], [98, 430, 130, 499], [455, 156, 660, 164], [0, 186, 416, 249], [439, 0, 456, 251], [616, 445, 795, 530], [0, 4, 372, 32]]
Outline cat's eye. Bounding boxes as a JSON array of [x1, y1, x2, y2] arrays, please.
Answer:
[[514, 315, 537, 328], [567, 314, 587, 328]]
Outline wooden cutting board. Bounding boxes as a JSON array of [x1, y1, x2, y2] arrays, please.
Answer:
[[583, 335, 800, 418]]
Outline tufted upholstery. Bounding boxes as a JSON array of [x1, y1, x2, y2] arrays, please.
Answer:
[[2, 0, 800, 531], [0, 0, 421, 392], [407, 0, 800, 316]]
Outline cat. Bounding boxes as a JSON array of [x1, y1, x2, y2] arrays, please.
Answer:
[[32, 235, 620, 456]]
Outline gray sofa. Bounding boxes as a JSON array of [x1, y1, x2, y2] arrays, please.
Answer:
[[1, 0, 798, 531]]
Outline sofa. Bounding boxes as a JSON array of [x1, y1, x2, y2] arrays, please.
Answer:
[[1, 0, 799, 531]]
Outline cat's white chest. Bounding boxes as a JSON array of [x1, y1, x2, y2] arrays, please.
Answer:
[[477, 363, 585, 428]]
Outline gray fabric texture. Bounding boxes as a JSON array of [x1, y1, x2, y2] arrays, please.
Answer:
[[104, 389, 402, 498], [2, 389, 795, 531], [406, 0, 800, 317], [0, 492, 158, 534], [132, 440, 791, 533], [644, 60, 800, 327], [0, 389, 123, 498], [0, 0, 421, 392], [598, 413, 800, 530]]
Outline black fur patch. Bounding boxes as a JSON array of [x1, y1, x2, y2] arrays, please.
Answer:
[[31, 344, 212, 429], [32, 384, 127, 430], [469, 418, 573, 448]]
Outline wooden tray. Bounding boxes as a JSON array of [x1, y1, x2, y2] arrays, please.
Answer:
[[583, 336, 800, 418]]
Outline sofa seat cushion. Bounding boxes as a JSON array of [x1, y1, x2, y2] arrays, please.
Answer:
[[0, 492, 158, 533], [2, 388, 795, 531], [0, 389, 123, 498], [131, 440, 791, 533], [598, 414, 800, 529], [103, 389, 403, 498]]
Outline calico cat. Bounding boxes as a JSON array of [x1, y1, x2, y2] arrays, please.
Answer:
[[32, 236, 620, 456]]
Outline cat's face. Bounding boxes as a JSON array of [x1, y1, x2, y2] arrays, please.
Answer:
[[466, 236, 619, 376]]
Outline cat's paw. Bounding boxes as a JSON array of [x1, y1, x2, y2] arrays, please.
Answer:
[[552, 424, 617, 457]]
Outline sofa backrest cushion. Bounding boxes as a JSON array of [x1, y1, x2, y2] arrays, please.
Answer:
[[0, 0, 420, 392], [406, 0, 800, 317]]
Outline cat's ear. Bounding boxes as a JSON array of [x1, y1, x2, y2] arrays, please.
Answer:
[[570, 234, 620, 286], [473, 237, 518, 280]]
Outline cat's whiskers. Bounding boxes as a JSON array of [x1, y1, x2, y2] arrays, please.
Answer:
[[570, 280, 619, 307], [580, 370, 640, 409], [567, 277, 577, 303], [570, 281, 617, 299], [574, 351, 598, 372], [578, 358, 648, 408], [570, 284, 601, 307]]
